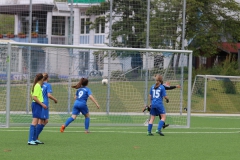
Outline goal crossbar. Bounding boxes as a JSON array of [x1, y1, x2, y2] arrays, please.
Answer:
[[8, 42, 193, 54]]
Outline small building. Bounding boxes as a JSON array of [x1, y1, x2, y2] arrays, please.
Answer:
[[193, 42, 240, 69]]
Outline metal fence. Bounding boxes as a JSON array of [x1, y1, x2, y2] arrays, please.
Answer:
[[0, 0, 186, 49]]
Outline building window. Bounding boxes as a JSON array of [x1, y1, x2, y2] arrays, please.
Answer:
[[52, 16, 65, 36], [78, 51, 89, 75], [81, 12, 85, 16], [80, 18, 90, 34], [95, 17, 105, 34], [95, 53, 104, 70], [201, 56, 207, 65], [19, 14, 47, 35]]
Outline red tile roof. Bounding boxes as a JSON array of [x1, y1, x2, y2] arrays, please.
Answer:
[[218, 42, 240, 53]]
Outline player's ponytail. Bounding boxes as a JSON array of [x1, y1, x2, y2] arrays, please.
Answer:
[[72, 78, 89, 89], [154, 74, 163, 89], [32, 73, 44, 92], [43, 73, 48, 81]]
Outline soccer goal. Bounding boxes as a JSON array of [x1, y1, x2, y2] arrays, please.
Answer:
[[1, 42, 192, 128], [192, 75, 240, 114]]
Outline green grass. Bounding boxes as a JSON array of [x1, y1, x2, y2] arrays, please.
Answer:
[[2, 80, 240, 113], [0, 116, 240, 160], [0, 114, 187, 127], [190, 80, 240, 113], [1, 79, 240, 128], [1, 80, 182, 111]]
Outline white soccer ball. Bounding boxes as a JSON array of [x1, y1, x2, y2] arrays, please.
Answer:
[[102, 79, 108, 85]]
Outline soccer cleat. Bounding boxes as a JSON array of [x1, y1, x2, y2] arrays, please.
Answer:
[[147, 132, 154, 136], [163, 124, 169, 129], [28, 141, 38, 145], [35, 140, 44, 144], [85, 130, 90, 134], [156, 130, 164, 136], [60, 125, 65, 133]]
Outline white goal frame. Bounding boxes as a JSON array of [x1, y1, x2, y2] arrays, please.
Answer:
[[192, 75, 240, 113], [3, 42, 193, 128]]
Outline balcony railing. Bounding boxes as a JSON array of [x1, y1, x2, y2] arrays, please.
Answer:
[[0, 34, 48, 44]]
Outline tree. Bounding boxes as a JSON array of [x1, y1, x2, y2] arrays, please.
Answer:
[[86, 0, 147, 69], [150, 0, 240, 68], [86, 0, 240, 70], [186, 0, 240, 57], [149, 0, 182, 50]]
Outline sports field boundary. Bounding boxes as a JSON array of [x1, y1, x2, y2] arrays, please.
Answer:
[[1, 111, 240, 116]]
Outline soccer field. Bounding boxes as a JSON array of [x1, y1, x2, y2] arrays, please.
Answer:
[[0, 116, 239, 160]]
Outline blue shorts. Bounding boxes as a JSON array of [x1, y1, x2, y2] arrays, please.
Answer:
[[31, 102, 42, 118], [150, 105, 166, 116], [72, 101, 89, 116], [40, 108, 49, 119]]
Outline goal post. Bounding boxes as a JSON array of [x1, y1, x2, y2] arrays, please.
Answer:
[[1, 42, 192, 128], [192, 75, 240, 114]]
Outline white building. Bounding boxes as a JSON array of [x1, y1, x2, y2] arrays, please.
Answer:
[[0, 0, 174, 79]]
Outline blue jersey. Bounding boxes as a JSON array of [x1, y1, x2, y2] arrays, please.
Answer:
[[149, 84, 166, 107], [42, 82, 53, 106], [75, 87, 92, 104]]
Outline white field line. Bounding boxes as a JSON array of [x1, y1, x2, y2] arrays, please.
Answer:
[[0, 129, 239, 134], [1, 111, 240, 116], [0, 126, 240, 130]]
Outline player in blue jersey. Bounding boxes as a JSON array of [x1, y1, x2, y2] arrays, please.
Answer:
[[28, 73, 47, 145], [60, 77, 100, 133], [147, 74, 169, 136], [35, 73, 58, 144], [143, 81, 180, 129]]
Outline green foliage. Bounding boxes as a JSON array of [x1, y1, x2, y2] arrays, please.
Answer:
[[86, 0, 147, 48], [193, 60, 240, 81], [222, 79, 236, 94], [69, 0, 105, 2], [0, 14, 14, 34], [110, 70, 126, 81], [86, 1, 109, 15], [186, 0, 240, 56], [218, 60, 240, 76], [150, 0, 182, 49]]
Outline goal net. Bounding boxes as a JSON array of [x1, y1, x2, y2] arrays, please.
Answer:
[[192, 75, 240, 113], [0, 42, 192, 127]]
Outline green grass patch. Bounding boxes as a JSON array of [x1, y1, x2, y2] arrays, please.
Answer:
[[0, 116, 240, 160]]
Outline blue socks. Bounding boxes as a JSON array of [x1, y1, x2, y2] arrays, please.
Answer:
[[85, 117, 90, 130], [64, 116, 90, 130], [36, 124, 45, 139], [28, 125, 35, 142], [65, 117, 74, 127], [157, 120, 165, 131], [148, 124, 153, 133]]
